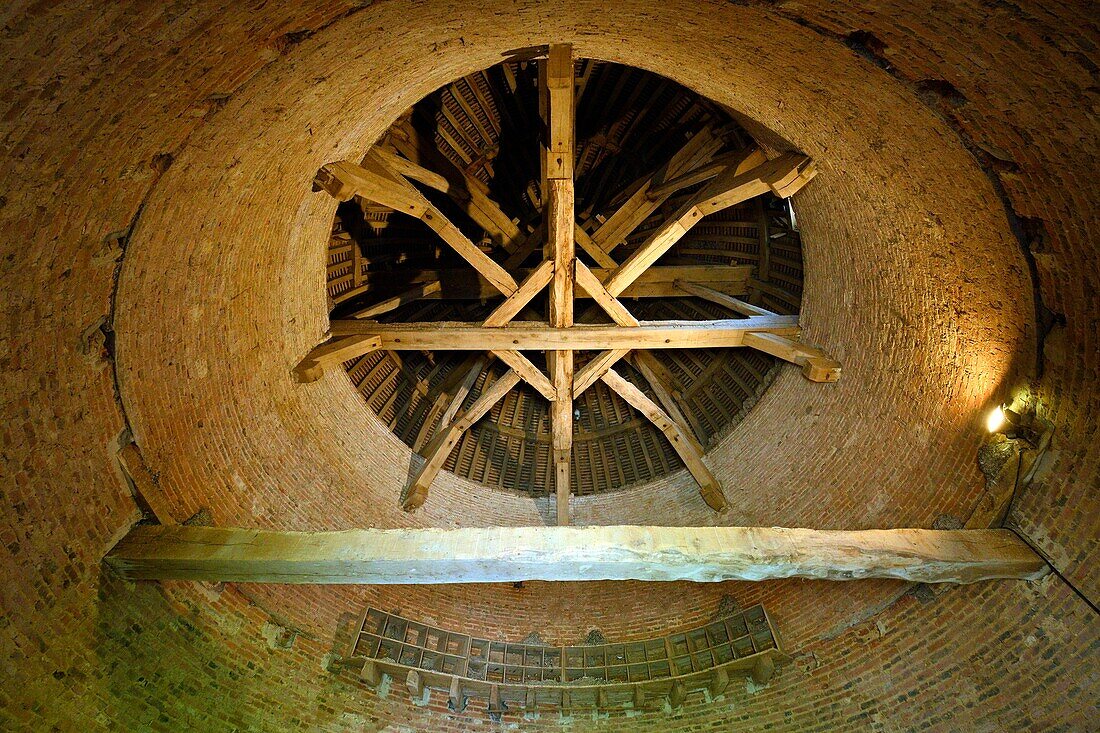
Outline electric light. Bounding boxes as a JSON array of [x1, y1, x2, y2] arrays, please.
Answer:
[[986, 405, 1007, 433]]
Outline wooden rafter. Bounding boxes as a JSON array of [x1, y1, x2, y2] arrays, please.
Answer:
[[603, 153, 816, 297], [600, 368, 727, 511], [403, 369, 521, 510], [304, 52, 838, 520], [314, 157, 519, 296]]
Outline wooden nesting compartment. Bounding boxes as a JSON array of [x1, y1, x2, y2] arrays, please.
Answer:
[[348, 604, 788, 714]]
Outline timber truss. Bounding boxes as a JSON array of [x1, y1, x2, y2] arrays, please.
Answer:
[[296, 45, 839, 523]]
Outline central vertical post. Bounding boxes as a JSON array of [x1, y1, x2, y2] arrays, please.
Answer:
[[545, 44, 575, 525]]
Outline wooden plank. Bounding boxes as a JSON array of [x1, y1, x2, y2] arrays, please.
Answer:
[[600, 368, 728, 512], [490, 350, 556, 400], [347, 265, 753, 301], [402, 370, 522, 510], [348, 281, 442, 319], [106, 525, 1049, 584], [315, 157, 518, 296], [325, 315, 800, 353], [602, 154, 814, 297], [482, 260, 554, 327], [293, 335, 381, 383]]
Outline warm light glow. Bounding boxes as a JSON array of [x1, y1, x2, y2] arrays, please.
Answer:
[[986, 405, 1007, 433]]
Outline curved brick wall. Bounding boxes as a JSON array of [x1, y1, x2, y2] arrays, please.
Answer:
[[1, 1, 1096, 730]]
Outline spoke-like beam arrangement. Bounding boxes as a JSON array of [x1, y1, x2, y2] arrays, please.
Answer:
[[300, 49, 839, 520]]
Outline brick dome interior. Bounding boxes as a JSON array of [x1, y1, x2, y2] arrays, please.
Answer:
[[2, 1, 1097, 730]]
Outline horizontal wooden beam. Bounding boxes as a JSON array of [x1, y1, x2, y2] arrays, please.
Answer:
[[105, 525, 1048, 585], [319, 316, 799, 358], [293, 335, 381, 383], [342, 265, 752, 302]]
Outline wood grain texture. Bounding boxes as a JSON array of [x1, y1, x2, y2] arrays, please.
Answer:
[[105, 525, 1048, 585]]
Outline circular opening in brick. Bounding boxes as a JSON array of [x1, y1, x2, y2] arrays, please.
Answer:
[[323, 60, 804, 497]]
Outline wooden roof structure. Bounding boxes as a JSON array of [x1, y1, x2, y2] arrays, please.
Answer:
[[298, 47, 838, 522]]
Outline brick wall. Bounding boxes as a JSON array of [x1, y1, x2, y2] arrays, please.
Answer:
[[0, 1, 1096, 730]]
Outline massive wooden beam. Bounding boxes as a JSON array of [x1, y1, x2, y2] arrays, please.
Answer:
[[105, 525, 1049, 585], [546, 43, 575, 526], [600, 368, 728, 512], [320, 315, 799, 356], [603, 154, 816, 297], [293, 335, 381, 383], [345, 265, 753, 301]]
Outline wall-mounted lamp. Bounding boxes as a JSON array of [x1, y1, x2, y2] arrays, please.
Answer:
[[985, 402, 1053, 452], [986, 404, 1023, 434]]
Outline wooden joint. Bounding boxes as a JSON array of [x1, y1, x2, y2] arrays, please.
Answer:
[[313, 164, 356, 201], [401, 484, 429, 512]]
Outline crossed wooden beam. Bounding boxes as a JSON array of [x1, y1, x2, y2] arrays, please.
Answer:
[[297, 45, 839, 524]]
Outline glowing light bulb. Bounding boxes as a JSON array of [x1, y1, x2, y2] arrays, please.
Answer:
[[986, 405, 1006, 433]]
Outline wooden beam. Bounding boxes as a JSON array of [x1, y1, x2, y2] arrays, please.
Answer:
[[412, 354, 490, 451], [402, 370, 521, 510], [490, 350, 556, 400], [675, 280, 772, 316], [382, 131, 525, 251], [106, 525, 1049, 584], [314, 158, 518, 296], [601, 368, 728, 512], [347, 264, 753, 301], [572, 261, 638, 394], [546, 43, 575, 527], [293, 335, 381, 383], [591, 127, 726, 255], [482, 260, 554, 327], [323, 315, 799, 354], [673, 281, 841, 382], [348, 281, 442, 319], [645, 147, 767, 201], [631, 351, 704, 446], [743, 331, 842, 383], [603, 154, 815, 297]]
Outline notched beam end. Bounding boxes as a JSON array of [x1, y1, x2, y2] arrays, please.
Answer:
[[292, 359, 326, 383], [766, 156, 817, 198], [801, 356, 841, 383], [700, 482, 729, 513], [313, 163, 356, 201], [401, 484, 429, 512]]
